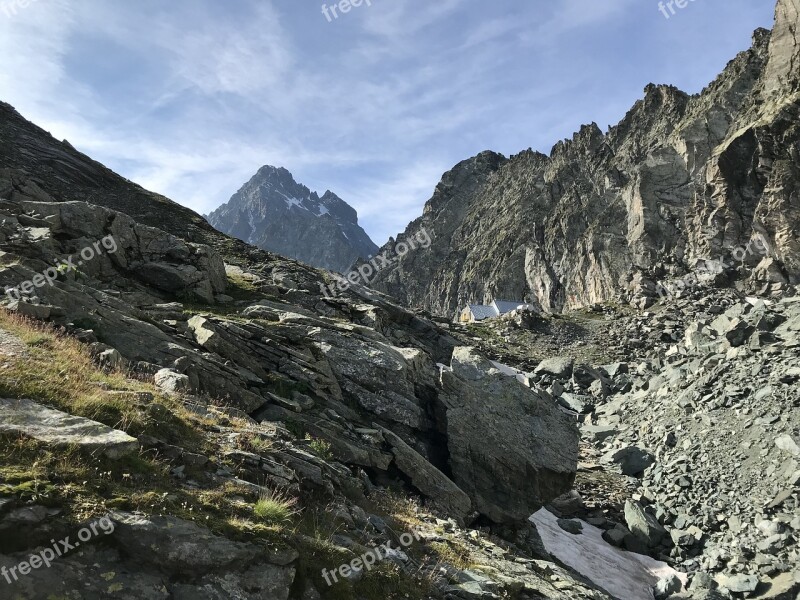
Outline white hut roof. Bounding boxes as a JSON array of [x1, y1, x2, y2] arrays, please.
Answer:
[[467, 304, 499, 320]]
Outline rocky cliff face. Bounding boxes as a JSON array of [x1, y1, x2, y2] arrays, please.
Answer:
[[207, 166, 378, 272], [368, 0, 800, 318]]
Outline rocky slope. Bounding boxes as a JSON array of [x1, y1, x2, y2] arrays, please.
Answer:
[[0, 1, 797, 598], [367, 0, 800, 318], [0, 113, 596, 597], [449, 281, 799, 599], [208, 165, 378, 272]]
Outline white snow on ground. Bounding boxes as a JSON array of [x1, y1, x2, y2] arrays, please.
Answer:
[[490, 360, 532, 387], [490, 360, 519, 376], [530, 509, 687, 600]]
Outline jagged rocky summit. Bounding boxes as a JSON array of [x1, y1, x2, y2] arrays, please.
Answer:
[[207, 165, 378, 272], [368, 0, 800, 317]]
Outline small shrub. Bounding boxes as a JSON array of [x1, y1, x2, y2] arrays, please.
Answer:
[[23, 333, 52, 347], [305, 435, 333, 460]]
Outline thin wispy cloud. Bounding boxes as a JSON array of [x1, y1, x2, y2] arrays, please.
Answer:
[[0, 0, 775, 243]]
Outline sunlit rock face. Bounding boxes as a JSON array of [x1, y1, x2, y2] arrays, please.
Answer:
[[369, 8, 800, 316]]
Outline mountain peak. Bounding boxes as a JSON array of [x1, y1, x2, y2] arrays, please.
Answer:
[[207, 166, 377, 272], [255, 164, 292, 179]]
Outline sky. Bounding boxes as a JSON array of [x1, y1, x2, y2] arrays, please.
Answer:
[[0, 0, 777, 245]]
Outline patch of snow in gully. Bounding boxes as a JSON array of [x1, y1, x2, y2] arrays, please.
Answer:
[[530, 509, 687, 600]]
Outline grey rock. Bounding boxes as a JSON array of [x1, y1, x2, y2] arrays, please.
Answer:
[[154, 368, 191, 394], [602, 524, 630, 548], [581, 425, 619, 445], [534, 357, 575, 378], [549, 490, 585, 516], [775, 434, 800, 456], [109, 511, 264, 577], [625, 500, 667, 548], [172, 563, 295, 600], [381, 428, 472, 523], [0, 398, 137, 459], [557, 392, 594, 414], [716, 573, 759, 593], [1, 506, 49, 526], [556, 518, 583, 535], [601, 446, 656, 477], [6, 300, 52, 320], [440, 347, 579, 524], [654, 574, 683, 599]]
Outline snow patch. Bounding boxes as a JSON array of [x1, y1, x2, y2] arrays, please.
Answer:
[[530, 509, 687, 600]]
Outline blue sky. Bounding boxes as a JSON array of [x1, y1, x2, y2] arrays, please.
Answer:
[[0, 0, 776, 245]]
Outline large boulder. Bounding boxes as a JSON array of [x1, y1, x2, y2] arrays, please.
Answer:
[[534, 357, 575, 378], [438, 347, 579, 524], [601, 446, 656, 477], [625, 500, 667, 548]]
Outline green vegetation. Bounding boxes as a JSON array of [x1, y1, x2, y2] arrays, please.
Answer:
[[0, 308, 284, 539], [0, 309, 456, 599], [0, 310, 202, 448], [305, 435, 334, 460], [254, 488, 299, 525], [428, 540, 474, 571], [236, 431, 274, 454]]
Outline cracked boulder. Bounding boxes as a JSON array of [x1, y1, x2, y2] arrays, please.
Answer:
[[438, 347, 579, 525]]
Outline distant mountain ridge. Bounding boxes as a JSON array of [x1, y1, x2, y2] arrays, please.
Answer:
[[366, 0, 800, 316], [207, 166, 378, 272]]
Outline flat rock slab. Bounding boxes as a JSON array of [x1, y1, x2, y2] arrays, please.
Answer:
[[0, 329, 26, 357], [0, 398, 138, 458], [531, 509, 687, 600]]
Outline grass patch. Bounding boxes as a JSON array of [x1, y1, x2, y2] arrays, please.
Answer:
[[0, 310, 203, 449], [0, 309, 459, 599], [225, 272, 264, 302], [428, 540, 474, 571], [291, 533, 434, 600], [254, 488, 299, 526], [368, 489, 426, 529], [22, 332, 51, 347], [236, 432, 274, 455]]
